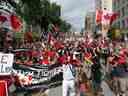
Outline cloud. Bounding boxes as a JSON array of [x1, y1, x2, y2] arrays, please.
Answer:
[[50, 0, 95, 31]]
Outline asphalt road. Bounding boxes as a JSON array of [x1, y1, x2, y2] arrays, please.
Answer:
[[48, 85, 62, 96], [16, 81, 115, 96], [48, 81, 115, 96]]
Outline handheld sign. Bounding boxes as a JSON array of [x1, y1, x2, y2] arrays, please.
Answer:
[[0, 53, 14, 75]]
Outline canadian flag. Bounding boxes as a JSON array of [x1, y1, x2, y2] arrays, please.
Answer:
[[102, 9, 118, 25], [96, 9, 118, 25], [101, 9, 112, 25], [0, 11, 22, 32], [96, 9, 102, 24]]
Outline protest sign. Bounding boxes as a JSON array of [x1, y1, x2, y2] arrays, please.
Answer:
[[0, 53, 14, 75], [13, 64, 63, 91]]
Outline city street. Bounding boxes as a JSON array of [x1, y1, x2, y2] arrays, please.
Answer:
[[48, 81, 115, 96], [0, 0, 128, 96], [48, 85, 62, 96]]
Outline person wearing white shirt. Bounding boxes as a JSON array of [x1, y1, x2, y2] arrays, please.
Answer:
[[62, 63, 76, 96]]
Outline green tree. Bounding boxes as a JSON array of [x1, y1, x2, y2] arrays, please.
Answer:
[[16, 0, 71, 32], [59, 20, 71, 32]]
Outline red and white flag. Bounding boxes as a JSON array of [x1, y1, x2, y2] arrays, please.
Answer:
[[96, 9, 102, 24], [0, 11, 22, 32], [110, 12, 119, 25], [0, 11, 11, 30], [101, 9, 112, 25], [101, 9, 118, 25]]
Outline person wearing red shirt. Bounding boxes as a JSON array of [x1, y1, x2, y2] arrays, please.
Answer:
[[118, 48, 128, 72], [0, 81, 8, 96], [39, 54, 50, 65], [58, 55, 67, 64]]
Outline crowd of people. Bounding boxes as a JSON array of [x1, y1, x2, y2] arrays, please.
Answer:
[[12, 32, 128, 96]]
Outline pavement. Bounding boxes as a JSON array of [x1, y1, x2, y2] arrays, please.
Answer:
[[48, 81, 115, 96], [48, 85, 62, 96], [15, 81, 115, 96]]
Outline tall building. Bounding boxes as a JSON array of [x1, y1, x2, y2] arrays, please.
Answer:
[[85, 12, 95, 34], [112, 0, 128, 29], [95, 0, 102, 9], [95, 0, 112, 11]]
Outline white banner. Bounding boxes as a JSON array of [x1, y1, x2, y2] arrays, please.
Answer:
[[0, 53, 14, 75]]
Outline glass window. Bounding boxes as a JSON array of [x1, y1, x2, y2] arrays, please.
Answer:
[[118, 22, 120, 28], [126, 4, 128, 15], [122, 0, 124, 4], [118, 10, 120, 18], [122, 20, 125, 28], [122, 7, 125, 17], [126, 17, 128, 28], [117, 0, 119, 7]]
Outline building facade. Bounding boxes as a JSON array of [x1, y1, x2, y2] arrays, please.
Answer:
[[95, 0, 102, 9], [95, 0, 112, 11], [112, 0, 128, 29], [85, 12, 96, 34]]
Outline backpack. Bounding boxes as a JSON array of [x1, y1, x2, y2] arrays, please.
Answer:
[[69, 64, 76, 77]]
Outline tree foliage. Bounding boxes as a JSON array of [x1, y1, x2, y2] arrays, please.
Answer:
[[15, 0, 71, 32]]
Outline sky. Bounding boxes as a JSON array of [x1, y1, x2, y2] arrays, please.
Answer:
[[50, 0, 95, 32]]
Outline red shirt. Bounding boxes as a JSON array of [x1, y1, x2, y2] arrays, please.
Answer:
[[58, 55, 66, 64], [32, 50, 38, 57], [48, 51, 55, 58], [118, 54, 127, 65], [0, 81, 8, 96], [84, 52, 92, 60], [40, 59, 50, 65], [118, 49, 127, 65]]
